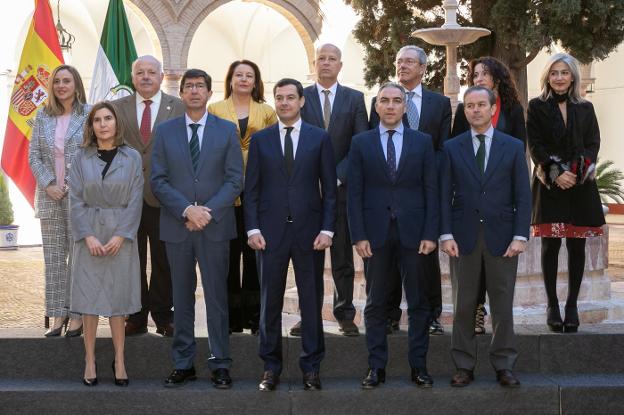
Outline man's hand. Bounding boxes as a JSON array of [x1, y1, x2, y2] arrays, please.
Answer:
[[503, 240, 527, 257], [248, 233, 266, 250], [355, 240, 373, 258], [85, 236, 106, 257], [441, 239, 459, 258], [186, 206, 212, 229], [313, 233, 332, 250], [419, 240, 437, 255], [555, 171, 576, 189], [185, 221, 202, 232], [45, 184, 65, 201], [103, 236, 124, 256]]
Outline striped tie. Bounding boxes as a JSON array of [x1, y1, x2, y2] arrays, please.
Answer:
[[189, 123, 200, 171]]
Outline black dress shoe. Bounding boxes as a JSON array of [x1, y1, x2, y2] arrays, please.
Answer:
[[211, 368, 232, 389], [450, 369, 474, 387], [125, 321, 148, 336], [496, 369, 520, 388], [289, 320, 302, 337], [429, 318, 444, 335], [302, 372, 321, 390], [361, 368, 386, 389], [83, 362, 97, 387], [338, 320, 360, 336], [259, 370, 280, 391], [411, 368, 433, 388], [547, 306, 563, 332], [112, 360, 129, 387], [386, 319, 400, 334], [156, 322, 174, 337], [563, 305, 579, 333], [164, 367, 197, 388]]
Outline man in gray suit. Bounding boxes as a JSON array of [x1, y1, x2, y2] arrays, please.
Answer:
[[151, 69, 243, 389], [112, 55, 185, 337]]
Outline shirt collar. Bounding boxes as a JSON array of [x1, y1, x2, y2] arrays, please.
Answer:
[[316, 82, 338, 96], [185, 111, 208, 128], [379, 123, 404, 137], [470, 125, 494, 140], [278, 117, 302, 133], [136, 90, 162, 106], [405, 83, 422, 97]]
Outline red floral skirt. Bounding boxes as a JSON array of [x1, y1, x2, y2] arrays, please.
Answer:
[[531, 223, 603, 238]]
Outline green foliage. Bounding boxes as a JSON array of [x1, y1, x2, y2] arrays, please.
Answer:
[[0, 174, 14, 225], [595, 158, 624, 204]]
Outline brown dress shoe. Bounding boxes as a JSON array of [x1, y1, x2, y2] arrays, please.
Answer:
[[496, 369, 520, 388], [125, 321, 148, 336], [156, 322, 174, 337], [450, 369, 474, 387], [338, 320, 360, 336]]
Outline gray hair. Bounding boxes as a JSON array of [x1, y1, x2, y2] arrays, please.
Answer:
[[464, 86, 496, 106], [538, 52, 585, 104], [315, 43, 342, 60], [377, 82, 406, 101], [396, 45, 427, 66], [132, 55, 163, 74]]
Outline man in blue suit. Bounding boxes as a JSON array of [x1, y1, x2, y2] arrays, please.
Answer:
[[440, 86, 531, 388], [297, 43, 369, 337], [348, 82, 438, 389], [369, 45, 451, 335], [151, 69, 243, 389], [244, 78, 337, 391]]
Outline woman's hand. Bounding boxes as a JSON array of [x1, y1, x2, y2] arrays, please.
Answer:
[[45, 184, 66, 201], [103, 236, 124, 256], [555, 171, 576, 190], [85, 236, 106, 256]]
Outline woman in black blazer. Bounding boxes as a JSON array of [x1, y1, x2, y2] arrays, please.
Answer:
[[451, 57, 526, 335], [527, 53, 605, 333]]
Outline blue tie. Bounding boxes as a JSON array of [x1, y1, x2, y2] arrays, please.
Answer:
[[189, 123, 200, 171], [386, 129, 397, 182]]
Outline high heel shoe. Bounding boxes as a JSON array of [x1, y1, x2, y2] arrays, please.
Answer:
[[112, 360, 129, 387], [563, 306, 579, 333], [83, 362, 98, 386], [65, 322, 83, 338], [44, 317, 68, 337], [546, 306, 563, 332]]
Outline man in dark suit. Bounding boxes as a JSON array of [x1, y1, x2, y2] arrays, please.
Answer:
[[151, 69, 243, 389], [370, 45, 451, 335], [440, 86, 530, 388], [244, 78, 337, 391], [112, 55, 185, 337], [295, 43, 368, 337], [349, 82, 438, 389]]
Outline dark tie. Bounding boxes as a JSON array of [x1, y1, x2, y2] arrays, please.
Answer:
[[386, 129, 397, 182], [189, 123, 200, 172], [139, 99, 152, 144], [476, 133, 486, 174], [322, 89, 331, 130], [284, 126, 294, 177]]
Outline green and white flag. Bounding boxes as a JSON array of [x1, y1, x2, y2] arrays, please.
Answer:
[[89, 0, 138, 103]]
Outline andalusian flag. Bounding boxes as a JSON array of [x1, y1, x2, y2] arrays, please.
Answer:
[[89, 0, 138, 103], [1, 0, 63, 207]]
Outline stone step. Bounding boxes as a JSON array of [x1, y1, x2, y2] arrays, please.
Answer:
[[1, 374, 624, 415]]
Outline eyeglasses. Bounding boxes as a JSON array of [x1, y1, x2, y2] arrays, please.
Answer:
[[183, 83, 207, 91]]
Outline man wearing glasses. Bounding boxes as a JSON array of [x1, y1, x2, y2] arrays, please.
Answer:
[[151, 69, 244, 389]]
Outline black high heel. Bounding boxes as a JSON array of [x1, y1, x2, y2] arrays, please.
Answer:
[[546, 306, 563, 333], [65, 323, 83, 337], [563, 306, 579, 333], [112, 360, 129, 387], [44, 317, 68, 337], [83, 362, 98, 386]]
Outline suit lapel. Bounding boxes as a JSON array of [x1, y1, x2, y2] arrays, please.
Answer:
[[42, 114, 56, 148], [418, 88, 432, 131], [269, 124, 288, 179], [458, 132, 482, 182], [306, 86, 324, 128], [328, 84, 344, 130], [174, 117, 194, 176], [482, 131, 505, 184], [291, 123, 311, 181], [372, 129, 392, 183], [395, 129, 413, 181], [64, 111, 83, 143], [196, 113, 216, 173]]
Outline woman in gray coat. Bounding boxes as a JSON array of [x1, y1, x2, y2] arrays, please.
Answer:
[[69, 102, 143, 386], [28, 65, 90, 337]]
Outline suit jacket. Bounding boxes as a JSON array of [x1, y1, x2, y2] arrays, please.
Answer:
[[452, 101, 526, 145], [301, 84, 368, 184], [244, 121, 337, 248], [347, 127, 439, 249], [112, 92, 185, 207], [150, 113, 244, 243], [28, 105, 91, 218], [369, 87, 452, 151], [440, 130, 531, 257]]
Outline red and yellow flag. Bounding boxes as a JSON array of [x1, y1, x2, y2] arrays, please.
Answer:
[[1, 0, 63, 207]]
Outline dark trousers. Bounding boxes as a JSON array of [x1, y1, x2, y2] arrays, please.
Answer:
[[228, 204, 260, 330], [364, 221, 431, 370], [330, 187, 356, 321], [129, 202, 173, 326], [258, 225, 325, 375], [386, 248, 442, 322], [166, 233, 231, 371]]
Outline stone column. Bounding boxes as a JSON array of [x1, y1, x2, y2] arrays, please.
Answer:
[[163, 69, 184, 97]]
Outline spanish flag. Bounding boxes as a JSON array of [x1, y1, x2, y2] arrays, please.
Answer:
[[1, 0, 63, 207]]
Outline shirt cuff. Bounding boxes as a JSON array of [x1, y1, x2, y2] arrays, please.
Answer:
[[337, 179, 342, 187], [440, 234, 454, 241], [321, 230, 334, 238], [182, 205, 193, 218], [247, 229, 261, 237], [512, 236, 528, 242]]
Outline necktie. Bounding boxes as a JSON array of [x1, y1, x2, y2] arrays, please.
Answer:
[[284, 126, 294, 177], [139, 99, 152, 144], [476, 134, 486, 174], [386, 129, 397, 182], [189, 123, 200, 172], [406, 91, 420, 130], [322, 89, 331, 130]]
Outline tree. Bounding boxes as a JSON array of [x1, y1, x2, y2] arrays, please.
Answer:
[[346, 0, 624, 103]]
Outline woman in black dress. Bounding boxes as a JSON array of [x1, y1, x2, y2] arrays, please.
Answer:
[[527, 52, 605, 333]]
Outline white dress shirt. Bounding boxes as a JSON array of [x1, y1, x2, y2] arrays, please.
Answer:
[[185, 112, 208, 150], [315, 82, 338, 110], [379, 123, 405, 170], [135, 90, 162, 131]]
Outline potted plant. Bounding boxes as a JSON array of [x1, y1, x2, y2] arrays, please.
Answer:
[[0, 173, 19, 250], [595, 158, 624, 215]]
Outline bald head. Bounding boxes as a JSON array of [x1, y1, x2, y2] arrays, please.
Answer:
[[315, 43, 343, 88], [131, 55, 164, 99]]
